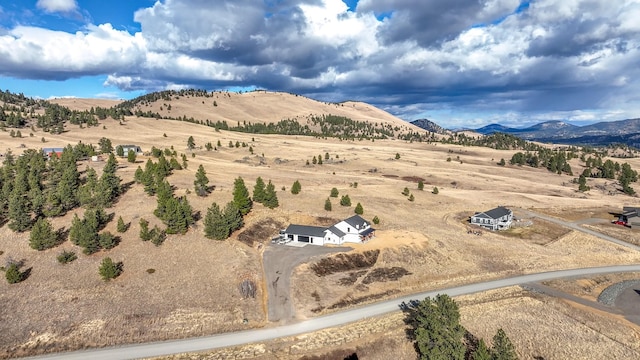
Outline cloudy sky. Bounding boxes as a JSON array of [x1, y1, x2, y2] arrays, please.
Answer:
[[0, 0, 639, 128]]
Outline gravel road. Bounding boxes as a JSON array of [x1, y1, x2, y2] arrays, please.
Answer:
[[262, 243, 351, 323]]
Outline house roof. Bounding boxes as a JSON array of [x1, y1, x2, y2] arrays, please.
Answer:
[[478, 206, 512, 220], [360, 227, 375, 236], [42, 147, 64, 153], [326, 225, 346, 238], [623, 211, 639, 219], [284, 224, 327, 237], [343, 215, 369, 228]]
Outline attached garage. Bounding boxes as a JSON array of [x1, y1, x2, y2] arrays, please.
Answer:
[[283, 225, 327, 245]]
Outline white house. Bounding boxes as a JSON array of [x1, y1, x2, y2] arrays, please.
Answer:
[[117, 144, 143, 155], [470, 206, 513, 231], [283, 215, 376, 246]]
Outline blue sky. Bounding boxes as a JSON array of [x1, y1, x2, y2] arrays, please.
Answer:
[[0, 0, 639, 129]]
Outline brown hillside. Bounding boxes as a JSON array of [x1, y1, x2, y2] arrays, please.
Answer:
[[103, 90, 423, 133]]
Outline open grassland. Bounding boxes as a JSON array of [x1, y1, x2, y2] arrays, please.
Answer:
[[155, 286, 640, 360], [0, 110, 639, 357]]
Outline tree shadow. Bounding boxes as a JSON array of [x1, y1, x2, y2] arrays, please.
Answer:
[[634, 289, 640, 296], [56, 227, 70, 245]]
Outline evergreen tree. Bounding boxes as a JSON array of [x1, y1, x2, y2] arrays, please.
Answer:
[[99, 257, 122, 281], [5, 263, 23, 284], [491, 329, 518, 360], [291, 180, 302, 194], [355, 202, 364, 215], [409, 194, 415, 202], [340, 194, 351, 206], [98, 231, 118, 249], [162, 196, 194, 234], [414, 294, 466, 360], [29, 217, 58, 250], [204, 202, 229, 240], [223, 201, 243, 233], [187, 136, 196, 150], [263, 180, 279, 209], [99, 137, 113, 154], [253, 177, 267, 203], [324, 198, 332, 211], [372, 215, 380, 224], [8, 167, 32, 232], [330, 187, 339, 198], [402, 187, 410, 196], [432, 187, 439, 194], [96, 153, 121, 207], [473, 339, 492, 360], [194, 164, 210, 196], [578, 175, 590, 192], [116, 216, 128, 232], [127, 149, 136, 163], [78, 167, 99, 208], [418, 181, 424, 191], [232, 177, 252, 215], [116, 145, 124, 157], [139, 218, 151, 241]]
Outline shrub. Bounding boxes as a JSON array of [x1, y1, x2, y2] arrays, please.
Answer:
[[402, 187, 410, 196], [432, 186, 439, 194], [146, 268, 156, 274], [395, 153, 400, 159], [340, 195, 351, 206], [291, 180, 302, 195], [330, 188, 339, 198], [372, 216, 380, 225], [418, 181, 424, 191], [5, 263, 24, 284], [409, 194, 415, 201], [57, 250, 77, 264], [324, 198, 332, 211]]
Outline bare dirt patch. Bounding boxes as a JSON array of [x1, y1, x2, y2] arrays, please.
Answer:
[[531, 206, 619, 222], [310, 250, 380, 276], [498, 218, 572, 245], [362, 267, 412, 284], [237, 218, 284, 247], [401, 176, 425, 183]]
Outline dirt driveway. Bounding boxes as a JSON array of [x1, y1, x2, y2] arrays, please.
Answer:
[[263, 243, 351, 323]]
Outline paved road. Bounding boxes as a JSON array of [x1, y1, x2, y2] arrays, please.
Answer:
[[519, 209, 640, 252], [24, 264, 640, 360]]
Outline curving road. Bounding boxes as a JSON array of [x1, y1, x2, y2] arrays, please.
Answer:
[[24, 264, 640, 360], [519, 209, 640, 251]]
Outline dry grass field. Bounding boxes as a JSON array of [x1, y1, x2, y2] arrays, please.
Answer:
[[0, 94, 639, 358]]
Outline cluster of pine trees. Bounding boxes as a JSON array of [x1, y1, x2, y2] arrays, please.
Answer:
[[203, 176, 279, 240], [580, 156, 638, 195], [410, 294, 518, 360]]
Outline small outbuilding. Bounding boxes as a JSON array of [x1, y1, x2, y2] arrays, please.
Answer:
[[470, 206, 513, 231]]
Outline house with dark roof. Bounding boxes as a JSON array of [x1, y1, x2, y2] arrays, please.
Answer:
[[283, 215, 376, 246], [618, 206, 640, 228], [470, 206, 513, 231]]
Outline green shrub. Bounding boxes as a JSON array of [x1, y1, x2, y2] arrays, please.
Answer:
[[99, 257, 123, 281], [57, 250, 77, 264]]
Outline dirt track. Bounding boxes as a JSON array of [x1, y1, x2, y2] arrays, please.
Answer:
[[262, 243, 351, 323]]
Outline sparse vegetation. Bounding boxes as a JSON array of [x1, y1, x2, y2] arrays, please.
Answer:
[[99, 257, 123, 281]]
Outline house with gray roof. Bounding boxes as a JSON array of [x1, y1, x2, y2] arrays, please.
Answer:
[[470, 206, 513, 231], [283, 215, 376, 246], [618, 206, 640, 228]]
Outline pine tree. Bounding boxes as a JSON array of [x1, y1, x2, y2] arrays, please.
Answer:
[[578, 174, 589, 192], [418, 181, 424, 191], [116, 145, 124, 157], [127, 149, 136, 163], [5, 263, 23, 284], [232, 177, 252, 215], [223, 201, 243, 233], [187, 136, 196, 150], [372, 216, 380, 224], [29, 217, 58, 250], [194, 164, 210, 196], [8, 167, 32, 232], [139, 218, 151, 241], [253, 177, 267, 203], [162, 196, 194, 234], [116, 216, 127, 232], [204, 202, 229, 240], [409, 194, 415, 202], [414, 294, 466, 360], [324, 198, 332, 211], [98, 231, 118, 249], [99, 257, 122, 281], [96, 153, 121, 207], [402, 187, 410, 196], [263, 180, 279, 209], [291, 180, 302, 194], [491, 329, 518, 360], [473, 339, 492, 360], [330, 187, 339, 198], [432, 187, 439, 194], [78, 167, 99, 208], [340, 195, 351, 206], [355, 202, 364, 215]]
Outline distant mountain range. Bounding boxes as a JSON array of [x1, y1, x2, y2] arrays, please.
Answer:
[[411, 118, 640, 148]]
